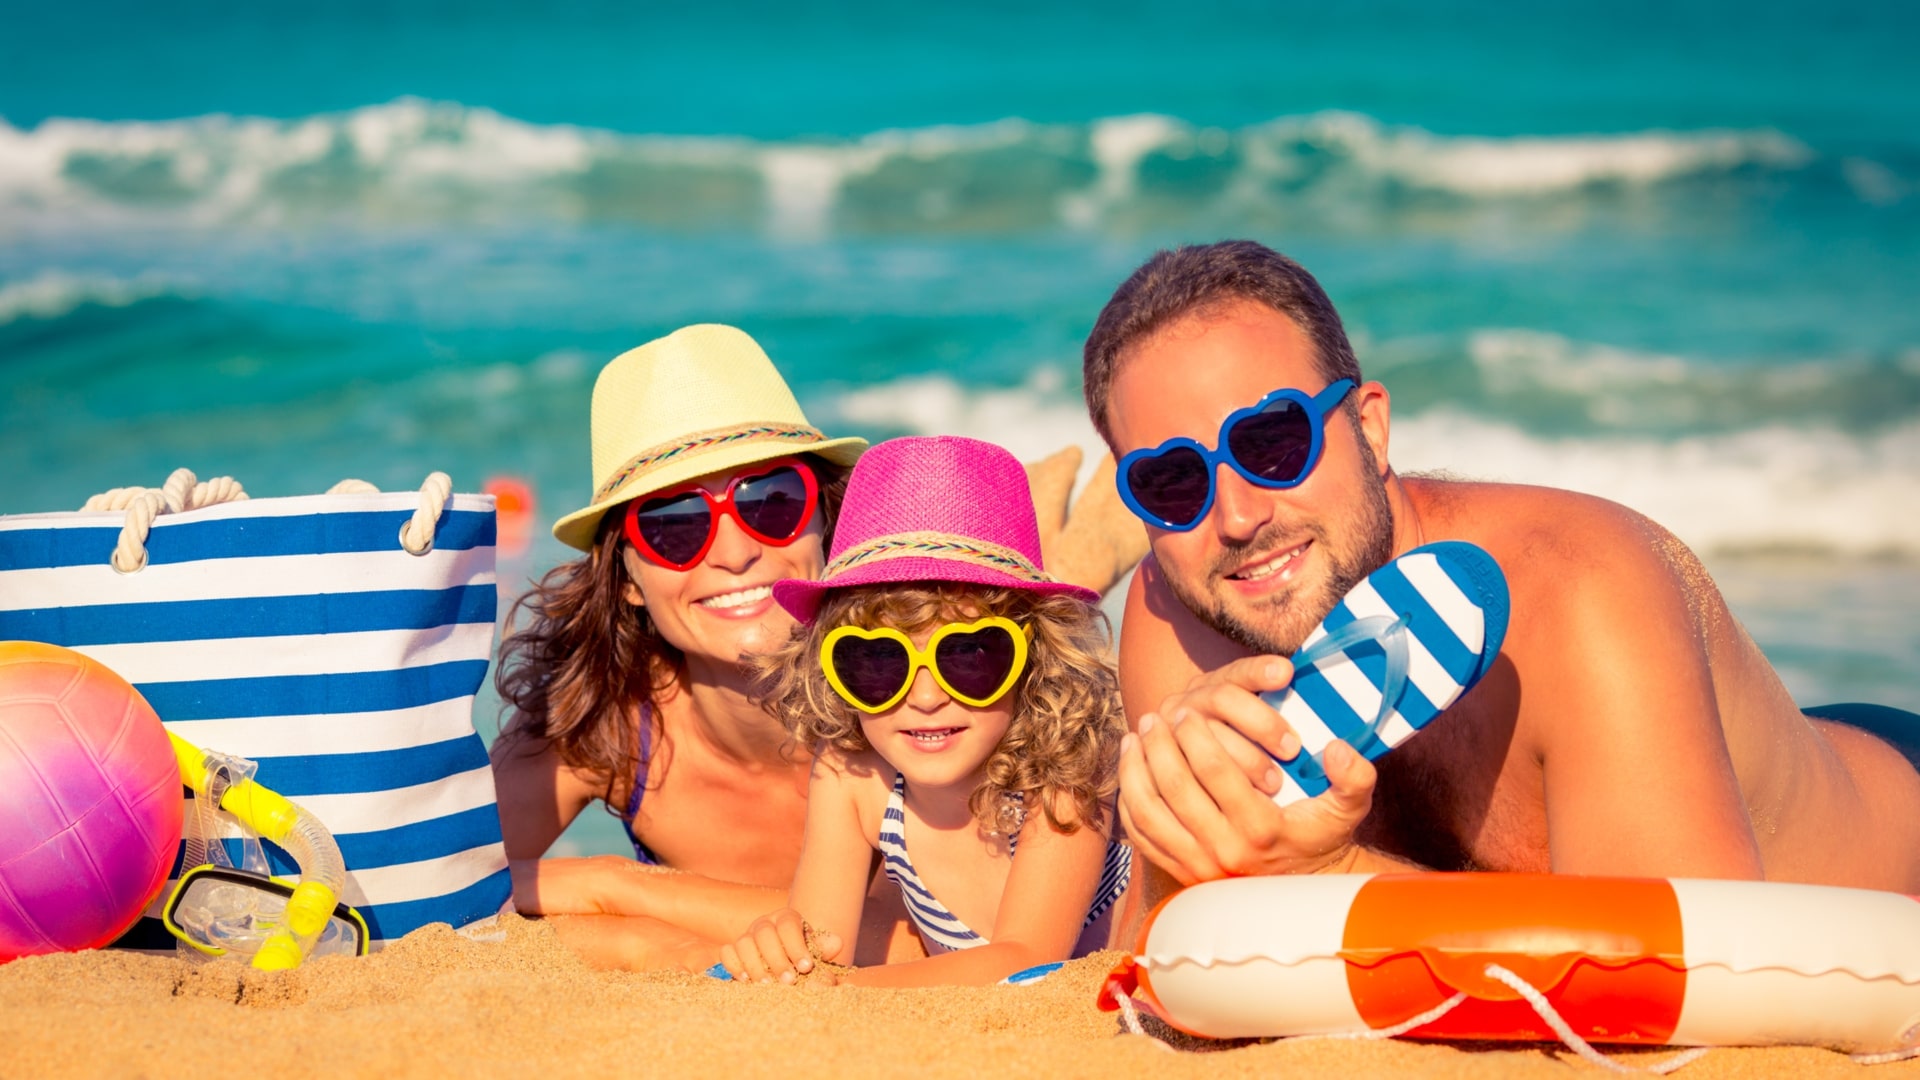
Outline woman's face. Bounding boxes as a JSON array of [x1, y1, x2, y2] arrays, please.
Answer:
[[620, 460, 828, 666]]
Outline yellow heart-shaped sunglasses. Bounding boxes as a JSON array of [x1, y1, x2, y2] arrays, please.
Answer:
[[820, 616, 1031, 714]]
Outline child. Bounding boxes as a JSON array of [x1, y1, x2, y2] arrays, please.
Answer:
[[722, 436, 1133, 986]]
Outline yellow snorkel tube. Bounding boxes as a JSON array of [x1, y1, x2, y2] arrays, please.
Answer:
[[163, 733, 369, 969]]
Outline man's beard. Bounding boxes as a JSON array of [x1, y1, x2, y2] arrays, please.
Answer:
[[1162, 448, 1396, 658]]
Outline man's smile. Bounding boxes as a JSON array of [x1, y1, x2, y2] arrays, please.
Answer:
[[1226, 539, 1312, 585]]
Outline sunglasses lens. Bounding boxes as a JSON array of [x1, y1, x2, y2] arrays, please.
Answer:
[[829, 635, 913, 710], [1226, 398, 1315, 485], [1126, 445, 1212, 528], [733, 466, 812, 542], [633, 492, 713, 566], [934, 626, 1019, 701]]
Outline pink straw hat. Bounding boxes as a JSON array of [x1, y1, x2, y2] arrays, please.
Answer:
[[773, 436, 1100, 624]]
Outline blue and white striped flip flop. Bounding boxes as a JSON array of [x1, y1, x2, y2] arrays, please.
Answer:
[[1260, 540, 1509, 806]]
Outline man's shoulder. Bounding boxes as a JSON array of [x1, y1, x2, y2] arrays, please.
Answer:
[[1406, 477, 1669, 576], [1408, 476, 1705, 659]]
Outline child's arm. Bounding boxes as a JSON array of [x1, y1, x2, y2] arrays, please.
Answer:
[[721, 750, 875, 982], [841, 799, 1112, 988]]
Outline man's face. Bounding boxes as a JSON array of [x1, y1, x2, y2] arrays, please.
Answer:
[[1106, 298, 1395, 656]]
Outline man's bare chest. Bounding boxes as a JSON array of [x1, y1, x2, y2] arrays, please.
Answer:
[[1362, 687, 1551, 873]]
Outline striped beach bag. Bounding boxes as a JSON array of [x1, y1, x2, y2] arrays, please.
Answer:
[[0, 470, 513, 951]]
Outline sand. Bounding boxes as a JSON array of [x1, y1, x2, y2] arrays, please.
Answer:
[[1, 916, 1912, 1079]]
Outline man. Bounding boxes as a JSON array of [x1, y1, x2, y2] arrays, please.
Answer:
[[1087, 240, 1920, 904]]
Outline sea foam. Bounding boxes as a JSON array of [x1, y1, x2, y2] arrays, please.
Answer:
[[0, 271, 184, 325], [0, 101, 1820, 233]]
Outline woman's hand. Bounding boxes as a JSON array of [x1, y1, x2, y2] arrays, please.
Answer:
[[720, 907, 846, 985]]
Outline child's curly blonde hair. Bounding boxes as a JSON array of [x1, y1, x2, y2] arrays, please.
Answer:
[[752, 582, 1124, 838]]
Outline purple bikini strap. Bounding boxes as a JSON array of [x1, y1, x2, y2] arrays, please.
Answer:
[[624, 702, 652, 820]]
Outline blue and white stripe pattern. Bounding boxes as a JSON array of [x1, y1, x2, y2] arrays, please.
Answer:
[[1262, 540, 1510, 806], [878, 773, 1131, 954], [0, 493, 513, 950]]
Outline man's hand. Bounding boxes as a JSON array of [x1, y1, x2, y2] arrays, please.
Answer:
[[1117, 655, 1377, 884]]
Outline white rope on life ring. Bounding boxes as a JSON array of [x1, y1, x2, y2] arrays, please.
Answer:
[[1109, 966, 1712, 1073]]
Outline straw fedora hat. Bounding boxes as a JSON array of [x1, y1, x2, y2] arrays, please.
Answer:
[[773, 436, 1100, 623], [551, 324, 868, 551]]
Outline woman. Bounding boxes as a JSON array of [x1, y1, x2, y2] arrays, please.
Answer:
[[490, 323, 876, 970], [494, 323, 1146, 970]]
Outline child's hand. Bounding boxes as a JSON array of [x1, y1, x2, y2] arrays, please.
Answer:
[[720, 908, 845, 984]]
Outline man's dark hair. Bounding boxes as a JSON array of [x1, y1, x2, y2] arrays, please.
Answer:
[[1082, 240, 1362, 446]]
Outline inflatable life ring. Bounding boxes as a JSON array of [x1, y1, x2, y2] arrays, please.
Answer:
[[1098, 874, 1920, 1057]]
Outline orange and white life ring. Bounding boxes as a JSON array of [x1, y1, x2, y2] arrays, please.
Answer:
[[1099, 874, 1920, 1057]]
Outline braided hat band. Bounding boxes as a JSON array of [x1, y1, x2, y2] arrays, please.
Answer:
[[591, 422, 828, 503], [772, 436, 1100, 624], [822, 530, 1053, 584], [551, 325, 866, 551]]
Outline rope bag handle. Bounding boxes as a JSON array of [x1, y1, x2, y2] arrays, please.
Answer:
[[82, 468, 453, 573]]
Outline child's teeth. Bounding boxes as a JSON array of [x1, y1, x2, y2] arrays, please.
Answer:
[[700, 585, 771, 609]]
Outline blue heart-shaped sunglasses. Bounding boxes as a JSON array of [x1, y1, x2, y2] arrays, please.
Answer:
[[1116, 380, 1355, 531]]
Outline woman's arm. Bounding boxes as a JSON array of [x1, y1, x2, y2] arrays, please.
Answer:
[[512, 856, 787, 941], [494, 716, 820, 946], [841, 800, 1110, 988], [489, 729, 603, 860], [545, 912, 727, 973]]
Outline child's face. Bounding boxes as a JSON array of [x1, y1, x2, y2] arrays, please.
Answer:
[[856, 616, 1016, 794]]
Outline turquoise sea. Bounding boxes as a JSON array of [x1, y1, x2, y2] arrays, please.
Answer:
[[3, 1, 1916, 854]]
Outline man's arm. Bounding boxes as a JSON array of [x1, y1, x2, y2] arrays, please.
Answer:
[[1521, 519, 1764, 879], [1117, 553, 1250, 717]]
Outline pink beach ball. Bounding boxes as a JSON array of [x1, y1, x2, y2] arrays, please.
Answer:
[[0, 641, 184, 962]]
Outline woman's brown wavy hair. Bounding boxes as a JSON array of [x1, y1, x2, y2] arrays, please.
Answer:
[[494, 453, 848, 815], [751, 583, 1124, 838]]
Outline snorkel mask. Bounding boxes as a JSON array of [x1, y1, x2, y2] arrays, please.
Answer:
[[162, 735, 370, 969]]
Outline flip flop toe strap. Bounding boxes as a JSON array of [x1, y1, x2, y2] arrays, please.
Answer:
[[1264, 612, 1414, 801], [1290, 612, 1413, 747]]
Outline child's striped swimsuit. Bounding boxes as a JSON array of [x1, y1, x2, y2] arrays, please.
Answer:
[[878, 772, 1132, 954]]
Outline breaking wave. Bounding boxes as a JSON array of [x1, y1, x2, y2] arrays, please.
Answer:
[[0, 271, 187, 325], [0, 100, 1821, 235]]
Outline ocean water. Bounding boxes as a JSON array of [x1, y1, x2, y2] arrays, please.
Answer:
[[3, 0, 1916, 855]]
